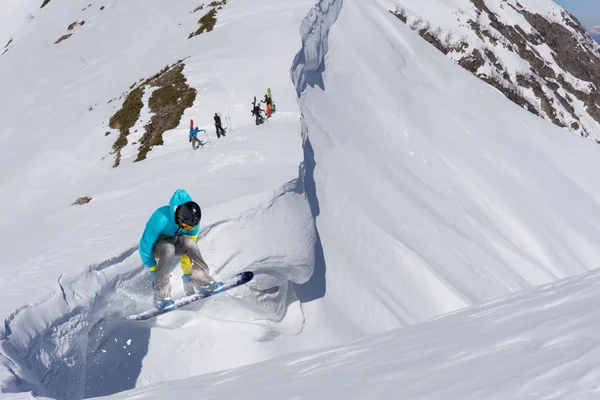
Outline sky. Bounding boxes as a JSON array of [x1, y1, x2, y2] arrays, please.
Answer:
[[555, 0, 600, 27]]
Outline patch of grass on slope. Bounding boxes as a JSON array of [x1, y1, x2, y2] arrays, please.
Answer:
[[109, 87, 145, 167], [189, 0, 226, 38], [68, 20, 86, 31], [54, 34, 73, 44], [106, 60, 196, 166], [136, 63, 197, 162]]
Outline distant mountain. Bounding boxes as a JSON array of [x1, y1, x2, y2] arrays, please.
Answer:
[[387, 0, 600, 141], [587, 26, 600, 43]]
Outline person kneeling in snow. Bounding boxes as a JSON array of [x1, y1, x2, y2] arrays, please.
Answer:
[[189, 126, 204, 150], [138, 189, 222, 312]]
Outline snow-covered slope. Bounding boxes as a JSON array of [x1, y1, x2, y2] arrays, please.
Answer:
[[290, 0, 600, 339], [0, 0, 316, 398], [103, 269, 600, 400], [382, 0, 600, 140], [2, 0, 600, 398]]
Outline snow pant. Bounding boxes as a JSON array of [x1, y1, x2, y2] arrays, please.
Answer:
[[265, 103, 271, 117], [152, 236, 213, 301], [191, 137, 202, 149], [215, 123, 225, 138]]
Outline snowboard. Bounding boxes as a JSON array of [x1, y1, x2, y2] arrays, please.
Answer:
[[126, 271, 254, 321], [267, 88, 275, 111]]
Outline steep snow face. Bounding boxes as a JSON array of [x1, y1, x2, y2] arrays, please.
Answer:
[[103, 268, 600, 400], [293, 0, 600, 340], [381, 0, 600, 140]]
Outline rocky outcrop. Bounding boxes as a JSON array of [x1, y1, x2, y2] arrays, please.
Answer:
[[389, 0, 600, 141]]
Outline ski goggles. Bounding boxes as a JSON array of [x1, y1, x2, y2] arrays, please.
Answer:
[[180, 222, 196, 231]]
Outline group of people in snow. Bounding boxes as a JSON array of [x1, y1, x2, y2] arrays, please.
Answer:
[[189, 113, 226, 150], [188, 90, 275, 150], [142, 89, 277, 313], [251, 91, 276, 126]]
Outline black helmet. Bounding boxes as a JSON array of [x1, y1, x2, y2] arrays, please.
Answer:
[[176, 201, 201, 228]]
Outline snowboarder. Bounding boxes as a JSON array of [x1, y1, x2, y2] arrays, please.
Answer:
[[251, 103, 264, 125], [214, 113, 226, 138], [138, 189, 223, 312], [189, 126, 204, 150]]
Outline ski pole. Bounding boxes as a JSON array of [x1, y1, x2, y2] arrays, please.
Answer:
[[203, 129, 212, 146]]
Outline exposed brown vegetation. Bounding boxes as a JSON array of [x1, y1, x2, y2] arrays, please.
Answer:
[[192, 4, 205, 13], [458, 49, 485, 72], [106, 60, 196, 166], [136, 64, 197, 161], [390, 9, 407, 24], [68, 20, 86, 31], [109, 88, 144, 132], [72, 196, 92, 205], [109, 87, 145, 167], [54, 34, 73, 44], [189, 0, 226, 38], [480, 73, 538, 114]]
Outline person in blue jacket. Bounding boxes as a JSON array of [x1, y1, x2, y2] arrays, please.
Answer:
[[189, 126, 204, 150], [139, 189, 222, 312]]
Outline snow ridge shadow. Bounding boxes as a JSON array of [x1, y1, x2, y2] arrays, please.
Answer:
[[291, 0, 343, 302]]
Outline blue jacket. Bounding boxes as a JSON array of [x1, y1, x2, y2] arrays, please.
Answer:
[[139, 189, 200, 270], [189, 127, 204, 138]]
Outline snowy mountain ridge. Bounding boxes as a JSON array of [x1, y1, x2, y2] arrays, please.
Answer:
[[383, 0, 600, 141]]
